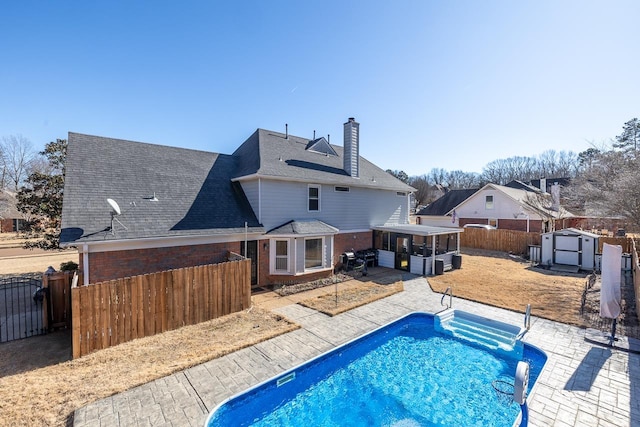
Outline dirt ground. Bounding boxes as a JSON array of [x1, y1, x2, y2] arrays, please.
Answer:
[[429, 248, 591, 326], [0, 244, 636, 426], [429, 248, 638, 338]]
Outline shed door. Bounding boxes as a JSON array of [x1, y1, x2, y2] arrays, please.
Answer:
[[581, 237, 595, 269], [554, 235, 580, 266]]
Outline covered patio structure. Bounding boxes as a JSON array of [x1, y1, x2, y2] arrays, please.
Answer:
[[372, 224, 463, 276]]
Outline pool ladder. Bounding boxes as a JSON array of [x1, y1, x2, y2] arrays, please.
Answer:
[[441, 287, 453, 309]]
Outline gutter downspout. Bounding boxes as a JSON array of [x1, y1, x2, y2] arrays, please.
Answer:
[[82, 244, 89, 286]]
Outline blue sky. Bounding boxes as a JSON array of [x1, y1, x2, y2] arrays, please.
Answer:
[[1, 1, 638, 175]]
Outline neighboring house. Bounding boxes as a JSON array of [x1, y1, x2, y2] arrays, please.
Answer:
[[452, 183, 573, 232], [61, 118, 463, 287], [415, 189, 479, 227], [505, 177, 571, 194], [0, 190, 25, 233]]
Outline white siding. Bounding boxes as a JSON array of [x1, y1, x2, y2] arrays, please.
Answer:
[[242, 179, 410, 231], [378, 250, 394, 268], [241, 180, 260, 222], [456, 189, 543, 223]]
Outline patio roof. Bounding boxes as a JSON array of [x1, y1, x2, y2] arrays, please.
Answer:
[[372, 224, 462, 237]]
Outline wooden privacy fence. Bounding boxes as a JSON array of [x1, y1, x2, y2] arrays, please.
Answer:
[[460, 228, 541, 254], [599, 236, 633, 254], [42, 271, 77, 330], [71, 259, 250, 358]]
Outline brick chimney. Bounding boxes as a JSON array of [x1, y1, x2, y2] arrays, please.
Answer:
[[343, 117, 360, 178]]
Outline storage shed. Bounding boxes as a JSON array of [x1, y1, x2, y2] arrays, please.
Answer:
[[540, 228, 599, 270]]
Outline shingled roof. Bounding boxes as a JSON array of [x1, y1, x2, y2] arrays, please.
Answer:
[[60, 133, 263, 245], [416, 189, 479, 216], [61, 127, 414, 246], [232, 129, 415, 192]]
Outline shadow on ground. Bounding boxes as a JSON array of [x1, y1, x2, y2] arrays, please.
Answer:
[[0, 329, 71, 377]]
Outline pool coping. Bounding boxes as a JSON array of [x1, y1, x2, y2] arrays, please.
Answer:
[[73, 272, 640, 427]]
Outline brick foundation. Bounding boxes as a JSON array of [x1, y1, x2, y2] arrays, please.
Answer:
[[85, 231, 377, 287]]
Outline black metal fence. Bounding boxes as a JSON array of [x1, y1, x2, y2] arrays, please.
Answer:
[[0, 276, 45, 343]]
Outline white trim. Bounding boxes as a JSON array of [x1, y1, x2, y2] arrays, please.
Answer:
[[272, 239, 290, 274], [258, 178, 262, 224], [336, 228, 371, 234], [303, 236, 325, 271], [485, 194, 494, 210], [231, 173, 414, 193], [82, 244, 89, 286], [308, 184, 321, 212], [71, 232, 264, 253]]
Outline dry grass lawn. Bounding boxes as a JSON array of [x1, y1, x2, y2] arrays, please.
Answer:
[[0, 308, 297, 426], [299, 281, 403, 316], [0, 244, 609, 426], [428, 248, 590, 327]]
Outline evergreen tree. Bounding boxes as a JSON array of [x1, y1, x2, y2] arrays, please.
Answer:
[[613, 118, 639, 157], [17, 139, 67, 250]]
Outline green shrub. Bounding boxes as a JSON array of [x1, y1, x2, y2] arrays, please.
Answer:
[[59, 261, 78, 271]]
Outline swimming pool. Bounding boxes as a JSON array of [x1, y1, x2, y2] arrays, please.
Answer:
[[206, 312, 547, 427]]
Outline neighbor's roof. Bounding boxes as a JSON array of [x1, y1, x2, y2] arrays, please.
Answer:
[[458, 183, 574, 219], [232, 129, 415, 192], [0, 190, 24, 219], [416, 189, 479, 216], [60, 133, 263, 245]]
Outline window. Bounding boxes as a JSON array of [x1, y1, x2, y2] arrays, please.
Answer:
[[308, 185, 320, 211], [397, 192, 407, 197], [275, 240, 288, 271], [305, 238, 323, 269], [334, 186, 350, 192], [485, 195, 494, 209]]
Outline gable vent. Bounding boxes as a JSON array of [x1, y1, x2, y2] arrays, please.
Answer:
[[343, 117, 359, 178]]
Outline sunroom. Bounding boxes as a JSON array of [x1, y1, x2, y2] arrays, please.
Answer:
[[372, 224, 463, 276]]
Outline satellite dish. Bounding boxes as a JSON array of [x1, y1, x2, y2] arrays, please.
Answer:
[[106, 198, 127, 235], [107, 198, 121, 215]]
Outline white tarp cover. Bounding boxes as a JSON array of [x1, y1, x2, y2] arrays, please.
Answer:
[[600, 243, 622, 319]]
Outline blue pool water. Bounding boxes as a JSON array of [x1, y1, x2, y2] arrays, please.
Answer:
[[206, 312, 547, 427]]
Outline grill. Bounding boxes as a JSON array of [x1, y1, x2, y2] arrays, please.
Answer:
[[341, 251, 356, 268], [357, 249, 377, 267]]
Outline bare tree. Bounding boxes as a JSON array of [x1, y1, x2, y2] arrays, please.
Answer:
[[408, 175, 433, 206], [445, 170, 482, 189], [522, 191, 560, 232], [428, 168, 448, 188], [565, 146, 640, 229], [1, 135, 36, 191]]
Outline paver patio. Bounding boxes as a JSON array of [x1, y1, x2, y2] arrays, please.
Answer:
[[73, 271, 639, 427]]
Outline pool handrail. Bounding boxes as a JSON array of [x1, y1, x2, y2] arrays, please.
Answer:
[[441, 286, 453, 309]]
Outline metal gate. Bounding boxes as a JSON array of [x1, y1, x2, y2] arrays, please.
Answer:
[[0, 277, 45, 343]]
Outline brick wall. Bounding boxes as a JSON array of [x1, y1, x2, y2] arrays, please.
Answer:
[[334, 231, 374, 267], [86, 231, 376, 287], [87, 241, 240, 283], [1, 219, 13, 233]]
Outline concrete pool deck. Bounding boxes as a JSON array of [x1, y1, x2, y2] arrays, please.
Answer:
[[74, 271, 639, 427]]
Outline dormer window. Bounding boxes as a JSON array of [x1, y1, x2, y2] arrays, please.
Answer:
[[306, 137, 337, 156]]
